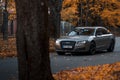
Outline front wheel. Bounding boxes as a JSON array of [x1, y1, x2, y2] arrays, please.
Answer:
[[107, 40, 115, 52], [88, 42, 96, 55]]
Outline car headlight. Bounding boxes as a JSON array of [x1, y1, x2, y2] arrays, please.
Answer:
[[76, 41, 87, 46], [55, 40, 60, 46], [55, 40, 61, 49]]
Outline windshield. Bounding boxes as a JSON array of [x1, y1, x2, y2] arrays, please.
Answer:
[[68, 28, 95, 36]]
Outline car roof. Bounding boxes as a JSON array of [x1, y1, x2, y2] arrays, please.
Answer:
[[75, 26, 107, 29]]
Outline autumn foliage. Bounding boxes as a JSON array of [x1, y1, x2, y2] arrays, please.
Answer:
[[0, 37, 17, 57], [0, 37, 55, 57], [54, 62, 120, 80], [61, 0, 120, 27], [7, 0, 16, 20]]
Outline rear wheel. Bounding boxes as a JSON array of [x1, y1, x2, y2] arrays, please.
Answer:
[[107, 40, 115, 52], [88, 42, 96, 55], [57, 52, 65, 55]]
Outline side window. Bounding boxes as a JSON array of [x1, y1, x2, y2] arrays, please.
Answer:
[[96, 28, 110, 35], [96, 29, 102, 35], [101, 28, 109, 34]]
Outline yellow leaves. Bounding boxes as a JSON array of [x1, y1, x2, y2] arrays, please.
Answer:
[[62, 0, 120, 27], [101, 8, 120, 27], [54, 62, 120, 80], [61, 0, 79, 26], [61, 5, 78, 26], [0, 38, 17, 57], [7, 0, 16, 20], [0, 38, 56, 57], [49, 38, 55, 52], [62, 0, 78, 9], [62, 0, 72, 7]]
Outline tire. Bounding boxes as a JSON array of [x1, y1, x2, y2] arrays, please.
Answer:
[[57, 52, 65, 55], [88, 42, 96, 55], [107, 40, 115, 52]]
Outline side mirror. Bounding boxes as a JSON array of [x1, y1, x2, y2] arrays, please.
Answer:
[[96, 32, 102, 37], [97, 33, 102, 35]]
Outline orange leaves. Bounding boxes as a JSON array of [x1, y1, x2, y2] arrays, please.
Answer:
[[101, 8, 120, 27], [0, 37, 17, 57], [0, 37, 55, 57], [62, 0, 79, 8], [49, 38, 55, 52], [54, 62, 120, 80], [61, 0, 120, 27], [61, 0, 79, 26], [7, 0, 16, 20]]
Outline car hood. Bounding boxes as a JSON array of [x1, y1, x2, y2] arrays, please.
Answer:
[[57, 36, 90, 41]]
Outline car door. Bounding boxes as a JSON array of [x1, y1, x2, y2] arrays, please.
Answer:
[[100, 28, 111, 48], [94, 28, 107, 50]]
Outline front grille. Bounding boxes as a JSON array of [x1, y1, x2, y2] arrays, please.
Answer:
[[60, 41, 76, 50]]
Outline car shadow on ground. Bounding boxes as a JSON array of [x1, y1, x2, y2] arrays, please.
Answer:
[[62, 50, 111, 56]]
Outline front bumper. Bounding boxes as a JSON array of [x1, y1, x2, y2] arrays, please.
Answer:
[[55, 42, 90, 53]]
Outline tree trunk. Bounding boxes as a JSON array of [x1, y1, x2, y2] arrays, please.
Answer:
[[15, 0, 54, 80], [2, 10, 8, 40], [85, 0, 90, 26], [49, 0, 62, 39]]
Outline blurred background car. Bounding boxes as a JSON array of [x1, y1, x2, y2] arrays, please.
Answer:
[[55, 26, 115, 55]]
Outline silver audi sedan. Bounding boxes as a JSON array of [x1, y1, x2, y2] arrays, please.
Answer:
[[55, 27, 115, 55]]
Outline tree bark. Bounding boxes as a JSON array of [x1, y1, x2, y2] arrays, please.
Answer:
[[15, 0, 54, 80], [2, 10, 8, 40], [48, 0, 62, 39]]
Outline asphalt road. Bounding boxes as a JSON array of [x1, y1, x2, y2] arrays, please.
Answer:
[[0, 37, 120, 80], [51, 37, 120, 73]]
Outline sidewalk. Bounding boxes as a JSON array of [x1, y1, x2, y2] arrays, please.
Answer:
[[0, 58, 18, 80]]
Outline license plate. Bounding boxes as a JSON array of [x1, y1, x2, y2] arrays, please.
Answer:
[[63, 45, 72, 48]]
